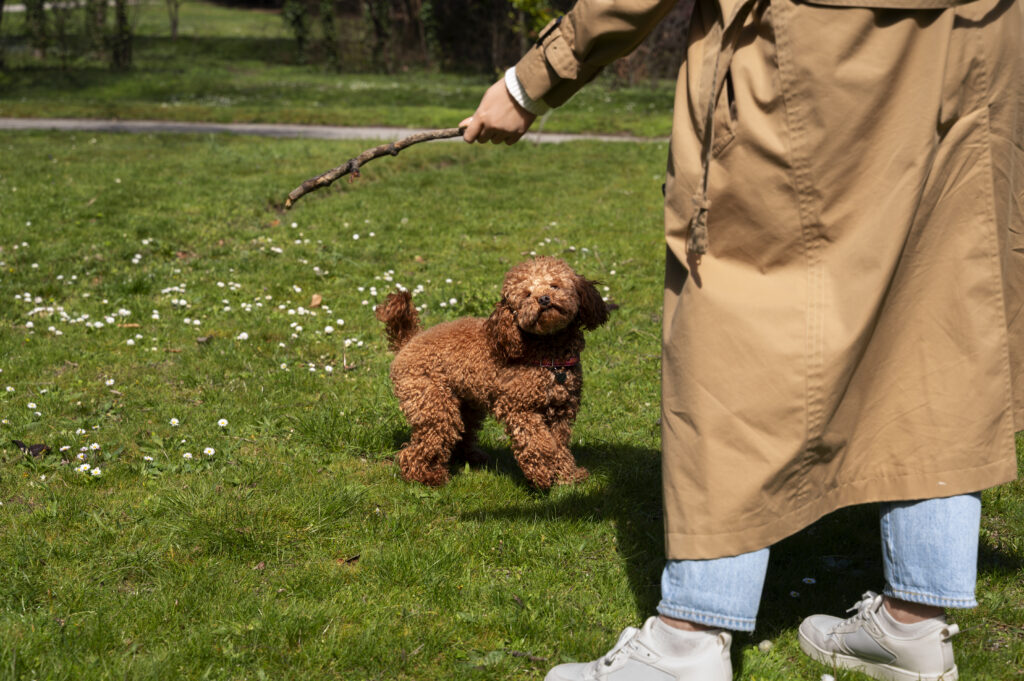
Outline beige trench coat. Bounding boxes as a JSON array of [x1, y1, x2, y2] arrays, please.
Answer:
[[515, 0, 1023, 559]]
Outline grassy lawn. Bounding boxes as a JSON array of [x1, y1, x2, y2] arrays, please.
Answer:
[[0, 130, 1021, 680], [0, 1, 676, 137]]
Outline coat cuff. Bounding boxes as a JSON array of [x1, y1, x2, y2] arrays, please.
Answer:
[[513, 16, 595, 109]]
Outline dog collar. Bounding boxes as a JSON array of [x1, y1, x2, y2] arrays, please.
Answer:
[[526, 356, 580, 368]]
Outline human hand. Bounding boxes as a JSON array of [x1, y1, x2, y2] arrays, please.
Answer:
[[460, 78, 537, 145]]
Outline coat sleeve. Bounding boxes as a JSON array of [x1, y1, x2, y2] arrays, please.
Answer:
[[514, 0, 682, 108]]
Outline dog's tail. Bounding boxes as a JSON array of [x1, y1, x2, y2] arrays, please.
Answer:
[[375, 291, 421, 352]]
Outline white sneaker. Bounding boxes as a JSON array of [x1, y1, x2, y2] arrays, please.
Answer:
[[799, 591, 960, 681], [544, 617, 732, 681]]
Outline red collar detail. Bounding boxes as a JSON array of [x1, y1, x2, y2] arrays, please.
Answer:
[[525, 356, 580, 368]]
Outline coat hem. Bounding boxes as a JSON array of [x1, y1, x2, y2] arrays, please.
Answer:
[[663, 457, 1018, 560]]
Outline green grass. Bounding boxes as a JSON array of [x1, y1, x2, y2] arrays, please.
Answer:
[[0, 1, 676, 137], [0, 130, 1022, 680]]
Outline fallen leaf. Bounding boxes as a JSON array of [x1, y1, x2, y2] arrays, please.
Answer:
[[254, 561, 266, 571], [196, 336, 211, 344], [337, 554, 360, 566], [414, 255, 425, 263], [310, 294, 322, 308], [117, 323, 140, 328]]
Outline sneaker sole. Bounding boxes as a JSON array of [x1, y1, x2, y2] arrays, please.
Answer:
[[798, 630, 958, 681]]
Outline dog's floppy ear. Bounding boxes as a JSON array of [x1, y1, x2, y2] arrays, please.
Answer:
[[484, 297, 525, 360], [575, 276, 609, 330]]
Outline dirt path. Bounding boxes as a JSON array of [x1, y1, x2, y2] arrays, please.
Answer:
[[0, 117, 666, 144]]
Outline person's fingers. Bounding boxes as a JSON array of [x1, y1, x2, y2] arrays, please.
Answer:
[[462, 116, 482, 143], [458, 115, 473, 129]]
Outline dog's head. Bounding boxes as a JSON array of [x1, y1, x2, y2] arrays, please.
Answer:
[[485, 257, 608, 360]]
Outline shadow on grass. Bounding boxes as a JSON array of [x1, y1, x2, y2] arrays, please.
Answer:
[[457, 440, 1023, 675]]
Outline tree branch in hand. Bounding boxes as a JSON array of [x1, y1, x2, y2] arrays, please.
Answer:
[[284, 127, 466, 209]]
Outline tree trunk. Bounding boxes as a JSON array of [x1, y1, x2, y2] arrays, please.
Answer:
[[109, 0, 133, 70], [399, 0, 427, 65], [25, 0, 48, 58], [166, 0, 181, 40], [85, 0, 108, 56], [363, 0, 390, 72], [0, 0, 6, 70]]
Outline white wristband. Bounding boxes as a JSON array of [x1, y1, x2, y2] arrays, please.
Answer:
[[504, 67, 551, 116]]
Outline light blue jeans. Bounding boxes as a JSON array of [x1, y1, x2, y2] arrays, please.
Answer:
[[657, 494, 982, 632]]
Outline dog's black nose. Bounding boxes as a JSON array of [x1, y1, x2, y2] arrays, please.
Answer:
[[538, 295, 551, 307]]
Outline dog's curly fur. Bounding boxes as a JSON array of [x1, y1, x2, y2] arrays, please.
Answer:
[[375, 257, 609, 489]]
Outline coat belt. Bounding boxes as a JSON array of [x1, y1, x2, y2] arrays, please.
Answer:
[[687, 0, 762, 256]]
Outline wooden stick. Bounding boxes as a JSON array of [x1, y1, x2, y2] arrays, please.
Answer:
[[284, 127, 465, 209]]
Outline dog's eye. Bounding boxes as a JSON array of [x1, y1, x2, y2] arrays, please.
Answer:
[[550, 285, 559, 290]]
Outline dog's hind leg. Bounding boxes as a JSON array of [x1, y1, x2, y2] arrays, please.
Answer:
[[452, 403, 488, 468], [395, 383, 462, 487]]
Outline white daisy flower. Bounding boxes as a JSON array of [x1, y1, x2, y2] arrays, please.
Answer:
[[76, 463, 91, 473], [170, 418, 180, 426], [27, 402, 37, 409], [182, 452, 193, 460], [203, 447, 215, 456], [217, 419, 228, 428], [105, 379, 115, 386], [90, 467, 102, 477], [143, 455, 154, 462]]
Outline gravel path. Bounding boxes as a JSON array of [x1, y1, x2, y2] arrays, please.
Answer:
[[0, 117, 666, 144]]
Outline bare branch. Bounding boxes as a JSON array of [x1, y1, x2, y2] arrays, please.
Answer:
[[284, 127, 465, 209]]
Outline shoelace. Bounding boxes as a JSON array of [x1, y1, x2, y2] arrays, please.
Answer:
[[602, 627, 640, 667], [831, 591, 882, 633], [834, 591, 961, 643]]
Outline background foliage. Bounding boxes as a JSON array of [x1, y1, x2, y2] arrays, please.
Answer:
[[0, 0, 691, 78]]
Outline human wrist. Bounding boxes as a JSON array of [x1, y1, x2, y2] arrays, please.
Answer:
[[504, 66, 551, 116]]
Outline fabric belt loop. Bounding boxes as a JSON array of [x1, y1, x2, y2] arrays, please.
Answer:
[[688, 0, 761, 256]]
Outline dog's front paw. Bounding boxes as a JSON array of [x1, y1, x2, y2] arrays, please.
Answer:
[[397, 449, 451, 487], [400, 466, 450, 487]]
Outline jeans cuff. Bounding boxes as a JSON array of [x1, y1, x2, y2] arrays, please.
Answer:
[[656, 601, 757, 632], [883, 583, 978, 609]]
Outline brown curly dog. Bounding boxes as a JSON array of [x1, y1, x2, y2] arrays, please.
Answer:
[[375, 256, 609, 489]]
